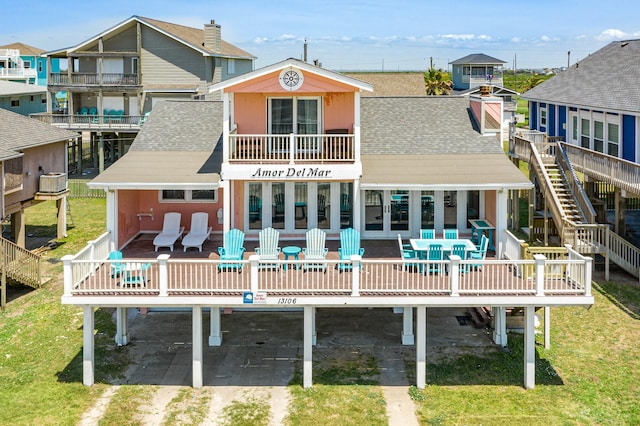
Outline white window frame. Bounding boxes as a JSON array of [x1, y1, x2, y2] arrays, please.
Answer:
[[131, 57, 139, 75], [569, 112, 579, 145], [539, 104, 547, 129], [158, 189, 218, 203], [227, 58, 235, 75], [605, 114, 621, 157]]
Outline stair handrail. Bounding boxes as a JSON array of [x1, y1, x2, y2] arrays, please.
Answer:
[[528, 140, 570, 238], [556, 142, 596, 224], [0, 236, 42, 288]]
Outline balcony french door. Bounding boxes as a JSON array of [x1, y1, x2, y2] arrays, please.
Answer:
[[268, 97, 321, 153], [363, 190, 410, 237]]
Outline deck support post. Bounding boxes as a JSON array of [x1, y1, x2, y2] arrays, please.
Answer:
[[311, 307, 316, 346], [402, 306, 414, 345], [524, 305, 536, 389], [303, 306, 313, 388], [544, 306, 550, 349], [115, 307, 129, 346], [209, 306, 222, 346], [82, 306, 95, 386], [416, 306, 426, 389], [492, 307, 507, 347], [56, 197, 67, 239], [192, 306, 203, 388]]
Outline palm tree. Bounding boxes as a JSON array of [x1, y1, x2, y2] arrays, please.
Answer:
[[424, 67, 453, 95]]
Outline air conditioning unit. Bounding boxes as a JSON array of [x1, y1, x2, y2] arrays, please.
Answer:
[[39, 172, 67, 193]]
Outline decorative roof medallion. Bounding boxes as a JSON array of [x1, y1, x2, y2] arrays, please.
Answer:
[[278, 68, 304, 91]]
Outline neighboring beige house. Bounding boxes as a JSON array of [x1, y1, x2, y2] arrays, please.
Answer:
[[0, 108, 79, 246], [32, 16, 255, 175]]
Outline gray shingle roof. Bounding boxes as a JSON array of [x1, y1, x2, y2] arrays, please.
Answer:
[[522, 39, 640, 113], [449, 53, 506, 65], [129, 100, 222, 152], [0, 80, 46, 96], [0, 109, 79, 160], [360, 96, 504, 155]]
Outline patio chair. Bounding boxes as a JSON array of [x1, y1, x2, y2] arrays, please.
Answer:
[[109, 250, 124, 277], [420, 229, 435, 239], [337, 227, 365, 271], [255, 227, 281, 267], [153, 212, 184, 252], [340, 193, 350, 222], [398, 234, 418, 271], [273, 193, 285, 222], [302, 228, 328, 271], [217, 228, 246, 271], [426, 244, 443, 274], [317, 193, 327, 221], [139, 111, 151, 125], [444, 229, 458, 239], [182, 212, 212, 252], [121, 262, 152, 287], [469, 235, 489, 270], [448, 243, 468, 273]]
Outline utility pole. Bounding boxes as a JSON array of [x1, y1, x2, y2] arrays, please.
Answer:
[[430, 56, 433, 69], [567, 50, 570, 69]]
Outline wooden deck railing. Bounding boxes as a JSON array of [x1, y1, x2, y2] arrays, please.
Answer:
[[561, 143, 640, 197], [49, 73, 139, 86], [228, 133, 355, 163], [30, 113, 144, 130], [1, 237, 42, 288], [62, 252, 592, 300]]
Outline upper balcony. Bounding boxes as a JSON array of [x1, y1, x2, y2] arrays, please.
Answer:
[[48, 72, 140, 89], [30, 112, 145, 131], [0, 67, 37, 80], [228, 132, 355, 164]]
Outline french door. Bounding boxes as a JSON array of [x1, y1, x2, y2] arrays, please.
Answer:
[[363, 190, 410, 237]]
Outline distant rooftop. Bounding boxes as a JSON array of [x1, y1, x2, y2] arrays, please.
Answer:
[[449, 53, 506, 65]]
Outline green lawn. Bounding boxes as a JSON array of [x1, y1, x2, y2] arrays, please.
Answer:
[[1, 198, 640, 424]]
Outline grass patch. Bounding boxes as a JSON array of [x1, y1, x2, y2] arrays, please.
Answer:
[[163, 387, 211, 425], [286, 353, 386, 425], [99, 385, 156, 425], [220, 393, 271, 426], [0, 198, 130, 425]]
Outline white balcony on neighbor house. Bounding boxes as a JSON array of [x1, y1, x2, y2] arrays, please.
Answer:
[[0, 49, 37, 81], [29, 113, 146, 131], [227, 133, 356, 164]]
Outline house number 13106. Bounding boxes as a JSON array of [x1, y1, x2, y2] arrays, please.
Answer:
[[277, 298, 297, 304]]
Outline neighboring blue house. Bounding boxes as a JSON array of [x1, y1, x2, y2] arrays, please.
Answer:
[[0, 80, 47, 115], [449, 53, 506, 90], [523, 39, 640, 163], [0, 42, 60, 86]]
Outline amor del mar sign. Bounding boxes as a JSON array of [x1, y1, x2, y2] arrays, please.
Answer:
[[221, 164, 362, 181]]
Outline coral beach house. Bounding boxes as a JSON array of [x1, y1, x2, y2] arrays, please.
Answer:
[[62, 59, 594, 390]]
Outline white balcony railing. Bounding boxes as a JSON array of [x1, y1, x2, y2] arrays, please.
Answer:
[[62, 252, 592, 301], [30, 113, 145, 130], [228, 133, 355, 163]]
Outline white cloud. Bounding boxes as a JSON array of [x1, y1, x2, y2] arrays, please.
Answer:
[[596, 28, 628, 41], [440, 33, 475, 41], [511, 37, 521, 43]]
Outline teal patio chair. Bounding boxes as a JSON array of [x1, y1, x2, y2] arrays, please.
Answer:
[[420, 229, 435, 239], [217, 228, 246, 271], [444, 229, 458, 239], [337, 228, 365, 271], [448, 243, 468, 273], [302, 228, 328, 271], [426, 244, 443, 274], [109, 250, 124, 277], [255, 227, 281, 268], [398, 234, 418, 271], [469, 235, 489, 270], [249, 195, 262, 222]]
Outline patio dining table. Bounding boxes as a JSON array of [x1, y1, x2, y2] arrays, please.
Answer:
[[409, 238, 477, 258]]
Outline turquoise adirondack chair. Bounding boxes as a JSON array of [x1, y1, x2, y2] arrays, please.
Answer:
[[217, 229, 246, 270], [337, 228, 365, 271], [109, 250, 124, 277], [302, 228, 328, 271], [255, 227, 281, 268], [444, 229, 459, 239], [420, 229, 435, 239]]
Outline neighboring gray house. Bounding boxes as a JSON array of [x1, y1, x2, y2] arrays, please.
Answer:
[[0, 80, 47, 116], [35, 16, 255, 175], [450, 53, 506, 90]]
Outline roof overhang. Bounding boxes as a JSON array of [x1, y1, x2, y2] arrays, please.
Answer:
[[360, 154, 533, 191], [88, 151, 220, 190], [209, 58, 374, 93]]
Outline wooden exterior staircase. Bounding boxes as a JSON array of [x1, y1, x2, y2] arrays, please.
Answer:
[[0, 236, 43, 310]]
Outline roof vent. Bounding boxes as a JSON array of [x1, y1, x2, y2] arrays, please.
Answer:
[[479, 85, 491, 96]]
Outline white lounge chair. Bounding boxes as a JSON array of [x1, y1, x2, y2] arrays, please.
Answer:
[[153, 212, 184, 252], [182, 212, 212, 252], [302, 228, 328, 271]]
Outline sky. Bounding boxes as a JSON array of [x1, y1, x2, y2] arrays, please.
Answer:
[[3, 0, 640, 71]]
